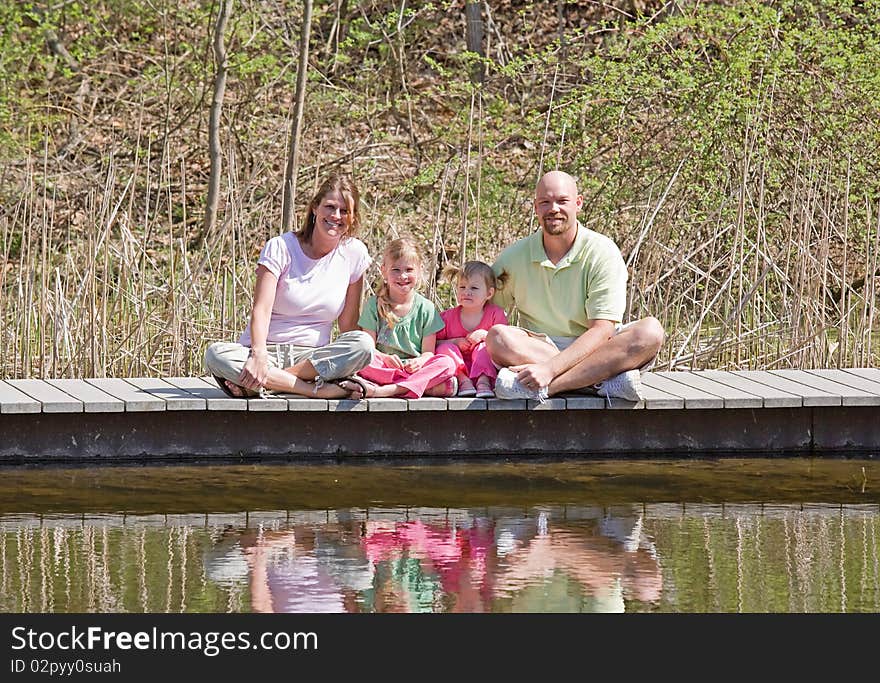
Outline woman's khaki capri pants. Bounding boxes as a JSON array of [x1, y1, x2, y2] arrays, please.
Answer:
[[204, 330, 374, 391]]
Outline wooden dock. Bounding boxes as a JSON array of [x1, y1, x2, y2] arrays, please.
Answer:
[[1, 368, 879, 462]]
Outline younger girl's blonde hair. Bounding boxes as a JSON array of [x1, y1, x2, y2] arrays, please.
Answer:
[[442, 260, 508, 293], [377, 237, 423, 328]]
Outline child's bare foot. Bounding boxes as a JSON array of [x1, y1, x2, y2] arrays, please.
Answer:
[[425, 376, 458, 398], [457, 375, 476, 397]]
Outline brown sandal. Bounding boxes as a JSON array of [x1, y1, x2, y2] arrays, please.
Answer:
[[214, 375, 245, 398], [328, 376, 371, 399]]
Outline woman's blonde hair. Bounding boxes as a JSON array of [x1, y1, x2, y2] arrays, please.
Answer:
[[377, 237, 423, 328], [442, 260, 508, 293]]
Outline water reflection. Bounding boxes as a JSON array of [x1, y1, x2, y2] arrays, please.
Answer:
[[2, 503, 878, 613]]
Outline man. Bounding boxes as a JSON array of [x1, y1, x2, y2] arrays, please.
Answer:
[[486, 170, 664, 402]]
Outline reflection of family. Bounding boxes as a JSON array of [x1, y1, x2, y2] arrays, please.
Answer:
[[205, 508, 662, 613], [205, 170, 665, 402]]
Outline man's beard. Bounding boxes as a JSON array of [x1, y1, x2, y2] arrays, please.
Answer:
[[541, 215, 571, 235]]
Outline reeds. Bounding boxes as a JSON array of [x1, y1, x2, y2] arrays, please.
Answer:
[[2, 124, 878, 379]]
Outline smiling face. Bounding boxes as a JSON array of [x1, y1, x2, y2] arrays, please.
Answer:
[[534, 171, 583, 237], [381, 256, 421, 302], [311, 189, 351, 242], [456, 274, 494, 312]]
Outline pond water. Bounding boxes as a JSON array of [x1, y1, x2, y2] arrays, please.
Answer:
[[1, 458, 878, 613]]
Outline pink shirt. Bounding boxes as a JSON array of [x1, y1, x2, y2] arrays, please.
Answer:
[[239, 232, 371, 347], [436, 303, 508, 340]]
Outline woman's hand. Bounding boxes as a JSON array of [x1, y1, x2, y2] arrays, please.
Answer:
[[242, 265, 278, 390], [238, 348, 271, 390]]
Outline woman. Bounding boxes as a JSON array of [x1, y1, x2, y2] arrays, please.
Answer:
[[205, 174, 373, 399]]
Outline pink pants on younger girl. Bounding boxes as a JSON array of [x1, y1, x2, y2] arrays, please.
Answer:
[[357, 353, 457, 398], [435, 341, 498, 380]]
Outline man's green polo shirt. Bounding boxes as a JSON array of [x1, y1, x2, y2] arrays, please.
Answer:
[[491, 224, 628, 337]]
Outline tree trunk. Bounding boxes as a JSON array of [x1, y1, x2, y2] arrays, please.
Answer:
[[465, 2, 485, 84], [202, 0, 233, 239], [282, 0, 313, 233]]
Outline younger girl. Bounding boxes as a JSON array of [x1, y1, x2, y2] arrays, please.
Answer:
[[347, 238, 458, 398], [436, 261, 508, 398]]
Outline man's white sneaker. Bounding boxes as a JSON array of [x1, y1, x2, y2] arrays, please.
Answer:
[[594, 369, 644, 402], [494, 367, 548, 402]]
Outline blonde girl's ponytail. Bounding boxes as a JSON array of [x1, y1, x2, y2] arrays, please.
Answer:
[[376, 278, 397, 328]]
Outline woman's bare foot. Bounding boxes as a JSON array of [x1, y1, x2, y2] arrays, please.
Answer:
[[224, 379, 247, 397]]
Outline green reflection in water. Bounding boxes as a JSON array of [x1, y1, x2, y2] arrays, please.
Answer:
[[0, 459, 878, 613]]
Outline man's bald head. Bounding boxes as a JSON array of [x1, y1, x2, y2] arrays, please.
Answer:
[[536, 171, 578, 197]]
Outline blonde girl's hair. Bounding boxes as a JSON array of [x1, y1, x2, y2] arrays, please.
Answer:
[[377, 237, 423, 328], [441, 260, 508, 294], [296, 174, 361, 243]]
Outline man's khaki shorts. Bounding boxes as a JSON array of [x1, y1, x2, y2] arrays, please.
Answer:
[[515, 320, 657, 373]]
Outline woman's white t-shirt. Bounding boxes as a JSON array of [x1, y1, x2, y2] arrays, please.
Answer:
[[238, 232, 371, 347]]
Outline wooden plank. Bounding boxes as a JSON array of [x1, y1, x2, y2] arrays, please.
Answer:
[[843, 367, 880, 386], [768, 369, 860, 405], [165, 377, 247, 411], [802, 369, 880, 406], [85, 378, 167, 412], [638, 382, 682, 410], [562, 394, 608, 410], [407, 398, 448, 411], [450, 397, 489, 411], [660, 371, 763, 409], [366, 398, 409, 412], [45, 379, 124, 412], [731, 370, 839, 407], [124, 377, 206, 410], [641, 373, 723, 409], [528, 397, 567, 410], [0, 381, 42, 414], [246, 395, 290, 411], [700, 371, 801, 408], [284, 396, 329, 412], [485, 398, 524, 410], [327, 399, 367, 412], [811, 368, 880, 395], [595, 392, 645, 409], [5, 379, 83, 413]]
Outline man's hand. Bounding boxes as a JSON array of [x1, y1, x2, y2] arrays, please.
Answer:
[[510, 362, 555, 391]]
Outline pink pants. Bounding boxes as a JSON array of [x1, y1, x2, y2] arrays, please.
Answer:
[[357, 353, 457, 398], [435, 341, 498, 380]]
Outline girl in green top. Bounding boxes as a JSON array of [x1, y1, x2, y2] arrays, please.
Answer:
[[350, 237, 458, 398]]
